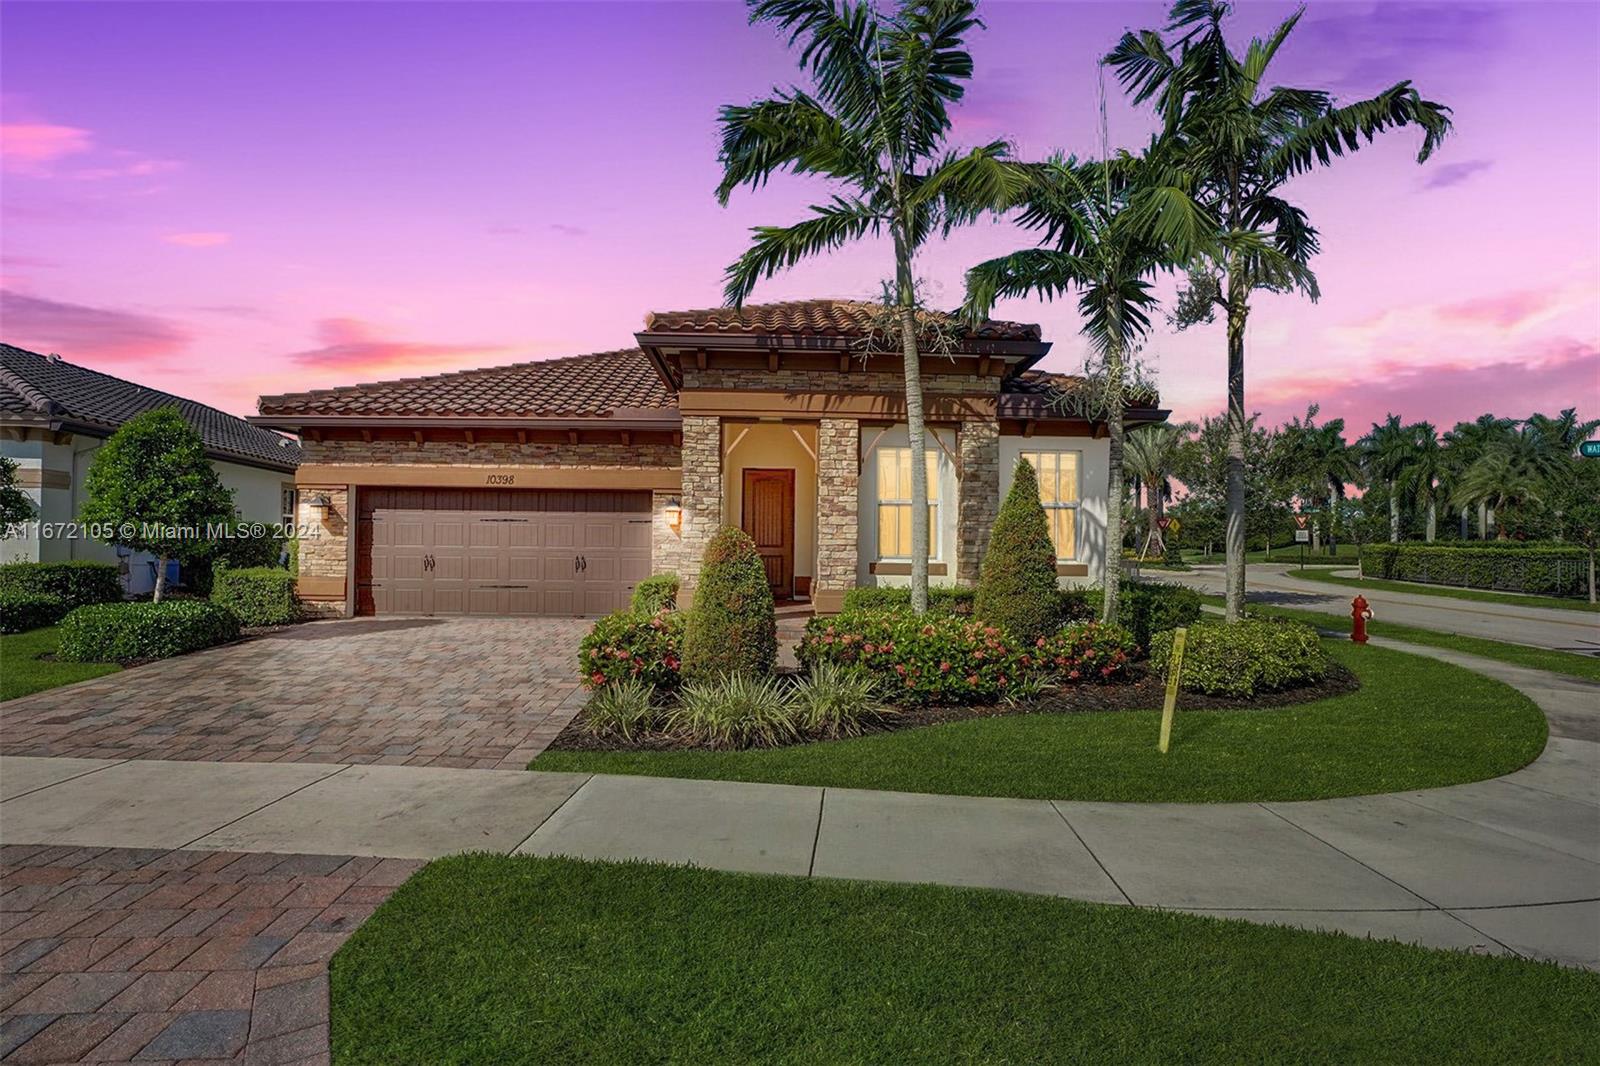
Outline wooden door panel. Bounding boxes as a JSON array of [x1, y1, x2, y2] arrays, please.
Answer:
[[741, 470, 795, 598]]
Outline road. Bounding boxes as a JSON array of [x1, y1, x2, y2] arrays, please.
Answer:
[[1148, 563, 1600, 655]]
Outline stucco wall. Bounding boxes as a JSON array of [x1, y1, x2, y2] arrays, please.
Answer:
[[998, 434, 1110, 588], [721, 423, 818, 583], [854, 424, 962, 589]]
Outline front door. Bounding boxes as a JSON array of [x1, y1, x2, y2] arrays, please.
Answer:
[[741, 469, 795, 599]]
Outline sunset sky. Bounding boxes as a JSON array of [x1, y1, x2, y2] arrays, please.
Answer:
[[2, 0, 1596, 435]]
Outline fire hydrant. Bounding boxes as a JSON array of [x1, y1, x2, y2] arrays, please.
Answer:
[[1351, 595, 1373, 644]]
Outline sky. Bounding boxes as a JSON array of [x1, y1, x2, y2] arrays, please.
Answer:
[[2, 0, 1597, 437]]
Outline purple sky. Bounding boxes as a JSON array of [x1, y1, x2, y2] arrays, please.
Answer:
[[2, 0, 1596, 436]]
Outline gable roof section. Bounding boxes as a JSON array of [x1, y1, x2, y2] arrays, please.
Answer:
[[255, 348, 677, 422], [642, 299, 1042, 341], [1000, 369, 1166, 423], [1, 344, 301, 472]]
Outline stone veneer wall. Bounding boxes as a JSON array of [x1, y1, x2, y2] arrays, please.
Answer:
[[680, 367, 1001, 396], [956, 419, 1000, 585], [677, 416, 722, 598], [814, 418, 860, 610], [296, 486, 348, 618]]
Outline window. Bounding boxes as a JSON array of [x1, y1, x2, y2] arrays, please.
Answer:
[[281, 485, 297, 527], [876, 447, 938, 559], [1020, 451, 1079, 560]]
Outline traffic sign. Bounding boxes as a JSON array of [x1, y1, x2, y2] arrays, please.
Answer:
[[1157, 516, 1171, 530], [1293, 514, 1309, 529], [1581, 441, 1600, 458], [1294, 529, 1311, 543]]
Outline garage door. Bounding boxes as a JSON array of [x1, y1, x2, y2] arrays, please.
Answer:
[[356, 488, 652, 617]]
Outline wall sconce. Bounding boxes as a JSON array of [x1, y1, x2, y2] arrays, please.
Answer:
[[663, 498, 683, 537], [306, 494, 333, 524]]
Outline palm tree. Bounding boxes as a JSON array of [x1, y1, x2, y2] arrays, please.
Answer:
[[1453, 445, 1544, 538], [1401, 421, 1445, 542], [1360, 415, 1414, 543], [1105, 0, 1451, 619], [717, 0, 1025, 614], [1282, 405, 1360, 553], [961, 147, 1208, 623], [1444, 414, 1516, 538], [1124, 421, 1199, 558]]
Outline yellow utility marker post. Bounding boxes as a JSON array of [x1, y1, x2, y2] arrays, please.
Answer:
[[1158, 627, 1188, 754]]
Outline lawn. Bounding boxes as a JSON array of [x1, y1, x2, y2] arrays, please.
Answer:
[[331, 855, 1600, 1065], [531, 640, 1546, 802], [1185, 545, 1363, 565], [1200, 596, 1600, 683], [0, 626, 120, 701], [1292, 565, 1599, 613]]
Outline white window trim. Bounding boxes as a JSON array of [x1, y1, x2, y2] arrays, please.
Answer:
[[1020, 449, 1082, 562], [875, 445, 940, 562], [280, 484, 298, 528]]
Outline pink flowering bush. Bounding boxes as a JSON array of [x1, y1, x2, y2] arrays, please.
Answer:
[[1030, 621, 1137, 684], [797, 609, 1028, 706], [578, 608, 685, 690]]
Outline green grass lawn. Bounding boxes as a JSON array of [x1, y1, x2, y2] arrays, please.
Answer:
[[1200, 595, 1600, 683], [1291, 565, 1599, 613], [532, 640, 1546, 802], [331, 855, 1600, 1065], [1185, 545, 1363, 565], [0, 626, 120, 701]]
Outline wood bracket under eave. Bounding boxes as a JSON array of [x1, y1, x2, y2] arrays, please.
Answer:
[[1092, 422, 1107, 440], [620, 430, 632, 446], [978, 355, 991, 377], [767, 352, 780, 372], [1022, 419, 1036, 438], [516, 429, 528, 444], [306, 428, 324, 443], [567, 429, 580, 445], [463, 429, 476, 444], [838, 353, 850, 373], [412, 430, 425, 445], [695, 349, 708, 370], [360, 428, 373, 443]]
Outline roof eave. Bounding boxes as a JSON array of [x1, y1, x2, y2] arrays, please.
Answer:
[[248, 412, 684, 433], [635, 330, 1049, 362]]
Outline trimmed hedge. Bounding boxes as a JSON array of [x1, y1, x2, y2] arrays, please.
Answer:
[[798, 610, 1026, 705], [1084, 581, 1202, 648], [631, 573, 680, 615], [975, 459, 1063, 643], [1149, 619, 1328, 697], [580, 608, 685, 690], [0, 561, 122, 609], [680, 528, 776, 682], [843, 586, 1095, 623], [211, 567, 300, 626], [0, 591, 68, 634], [1361, 543, 1587, 597], [58, 600, 241, 664]]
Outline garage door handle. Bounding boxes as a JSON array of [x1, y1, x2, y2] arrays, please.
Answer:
[[574, 555, 581, 572], [580, 555, 587, 572]]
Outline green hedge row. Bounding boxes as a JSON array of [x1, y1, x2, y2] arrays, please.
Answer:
[[211, 567, 300, 626], [59, 601, 241, 664], [1360, 543, 1588, 597], [0, 591, 69, 634], [0, 561, 122, 609], [1082, 581, 1204, 649], [1150, 618, 1328, 697]]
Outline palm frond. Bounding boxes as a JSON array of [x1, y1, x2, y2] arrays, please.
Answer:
[[715, 92, 872, 204], [962, 248, 1092, 320], [749, 0, 881, 129], [907, 140, 1028, 228], [1267, 81, 1453, 178], [722, 196, 883, 306]]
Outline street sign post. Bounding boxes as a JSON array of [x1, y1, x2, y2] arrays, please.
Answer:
[[1294, 515, 1309, 568], [1581, 441, 1600, 458]]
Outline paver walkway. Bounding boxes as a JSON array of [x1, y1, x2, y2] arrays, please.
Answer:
[[0, 617, 588, 770], [0, 845, 421, 1064]]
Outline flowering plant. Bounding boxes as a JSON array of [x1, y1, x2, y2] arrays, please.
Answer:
[[797, 608, 1026, 705], [1030, 621, 1137, 684], [578, 608, 685, 690]]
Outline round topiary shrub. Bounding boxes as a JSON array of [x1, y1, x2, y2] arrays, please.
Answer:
[[578, 608, 684, 690], [974, 458, 1062, 644], [630, 573, 680, 614], [680, 527, 777, 683], [1149, 618, 1328, 697]]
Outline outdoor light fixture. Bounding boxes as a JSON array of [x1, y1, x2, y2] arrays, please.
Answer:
[[306, 493, 333, 520], [664, 498, 683, 536]]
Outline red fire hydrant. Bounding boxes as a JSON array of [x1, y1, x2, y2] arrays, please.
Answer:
[[1351, 595, 1373, 644]]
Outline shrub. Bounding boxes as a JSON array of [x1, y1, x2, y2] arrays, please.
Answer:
[[578, 608, 684, 690], [974, 459, 1062, 644], [211, 567, 300, 626], [798, 609, 1026, 706], [631, 573, 680, 615], [1360, 542, 1587, 597], [842, 585, 976, 615], [0, 591, 68, 634], [680, 528, 776, 682], [58, 600, 241, 664], [582, 679, 659, 740], [665, 674, 799, 749], [1031, 621, 1138, 684], [0, 561, 122, 609], [1149, 618, 1328, 697], [1083, 581, 1202, 648], [792, 661, 891, 738]]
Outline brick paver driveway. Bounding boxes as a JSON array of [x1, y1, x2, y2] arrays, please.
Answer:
[[0, 618, 588, 770]]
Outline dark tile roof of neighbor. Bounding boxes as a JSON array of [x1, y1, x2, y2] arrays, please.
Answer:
[[642, 298, 1042, 341], [256, 348, 677, 419], [1, 343, 301, 470]]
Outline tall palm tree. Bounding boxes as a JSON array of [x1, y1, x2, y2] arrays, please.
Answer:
[[1444, 414, 1516, 538], [1453, 444, 1544, 538], [1105, 0, 1451, 619], [1124, 421, 1199, 558], [1282, 405, 1360, 552], [1402, 421, 1445, 542], [961, 147, 1208, 622], [1360, 415, 1414, 543], [717, 0, 1025, 614]]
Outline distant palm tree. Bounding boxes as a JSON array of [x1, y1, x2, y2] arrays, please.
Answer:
[[1452, 445, 1544, 538], [1444, 414, 1516, 538], [962, 148, 1208, 622], [1281, 404, 1360, 552], [717, 0, 1026, 613], [1402, 422, 1445, 542], [1105, 0, 1451, 619], [1124, 421, 1198, 558], [1360, 415, 1415, 543]]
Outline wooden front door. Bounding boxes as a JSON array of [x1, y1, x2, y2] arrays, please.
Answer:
[[741, 469, 795, 598]]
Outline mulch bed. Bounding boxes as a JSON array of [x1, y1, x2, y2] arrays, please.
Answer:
[[545, 662, 1360, 754]]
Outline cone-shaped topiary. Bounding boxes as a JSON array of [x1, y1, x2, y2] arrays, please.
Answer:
[[681, 527, 777, 682], [974, 458, 1063, 643]]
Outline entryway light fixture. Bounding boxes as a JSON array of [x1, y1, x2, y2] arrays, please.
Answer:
[[307, 493, 333, 515], [664, 498, 683, 536]]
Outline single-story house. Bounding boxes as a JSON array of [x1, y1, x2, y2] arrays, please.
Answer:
[[1, 343, 302, 595], [251, 300, 1167, 618]]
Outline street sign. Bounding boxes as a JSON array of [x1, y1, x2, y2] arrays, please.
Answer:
[[1293, 514, 1309, 529], [1294, 529, 1311, 543], [1581, 441, 1600, 458], [1157, 516, 1172, 530]]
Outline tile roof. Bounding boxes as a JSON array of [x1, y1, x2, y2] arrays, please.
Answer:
[[256, 348, 677, 419], [642, 299, 1042, 341], [1000, 369, 1162, 413], [1, 344, 301, 471]]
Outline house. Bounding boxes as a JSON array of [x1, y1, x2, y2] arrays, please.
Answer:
[[251, 300, 1167, 618], [1, 344, 303, 594]]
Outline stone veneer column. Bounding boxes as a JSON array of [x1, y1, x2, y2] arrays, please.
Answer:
[[678, 415, 723, 599], [813, 418, 860, 613], [296, 485, 349, 618], [956, 418, 1000, 585]]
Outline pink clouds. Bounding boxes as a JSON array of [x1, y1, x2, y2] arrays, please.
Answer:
[[1437, 289, 1562, 329], [0, 122, 91, 172], [162, 231, 231, 248], [0, 289, 192, 362], [283, 317, 511, 376]]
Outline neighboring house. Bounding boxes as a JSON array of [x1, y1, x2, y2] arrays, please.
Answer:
[[252, 300, 1167, 619], [1, 344, 302, 594]]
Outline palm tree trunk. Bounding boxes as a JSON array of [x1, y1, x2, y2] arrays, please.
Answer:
[[1388, 481, 1399, 543], [1102, 343, 1126, 626], [1151, 487, 1166, 557], [892, 225, 929, 615], [1425, 495, 1436, 542], [1458, 505, 1468, 540], [1588, 548, 1595, 605], [1223, 281, 1248, 622], [1478, 502, 1489, 540], [153, 556, 169, 603], [1328, 488, 1338, 555]]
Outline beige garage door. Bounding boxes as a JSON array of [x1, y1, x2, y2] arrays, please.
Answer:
[[356, 488, 652, 617]]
